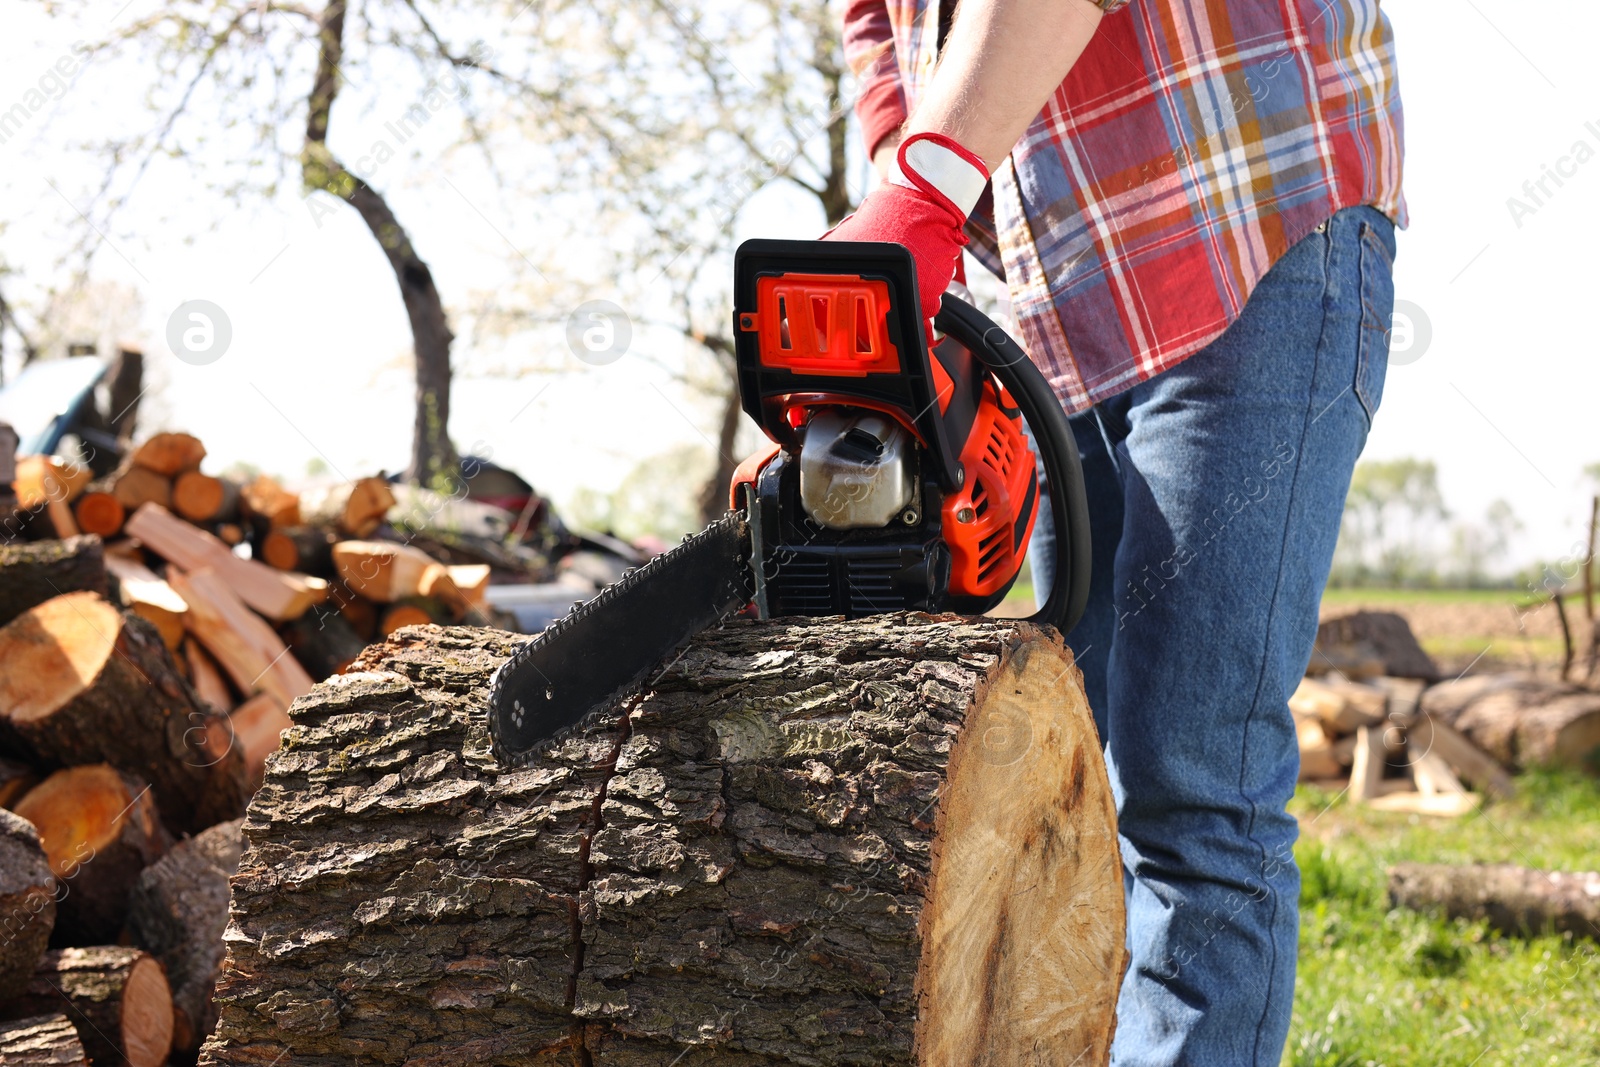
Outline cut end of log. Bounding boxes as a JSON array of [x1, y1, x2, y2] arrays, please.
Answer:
[[0, 592, 123, 724], [13, 764, 161, 880], [73, 492, 126, 538], [121, 953, 175, 1067], [916, 638, 1124, 1062]]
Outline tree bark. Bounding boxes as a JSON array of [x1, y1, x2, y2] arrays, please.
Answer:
[[1389, 863, 1600, 941], [1419, 673, 1600, 770], [303, 0, 458, 486], [0, 1014, 89, 1066], [12, 765, 171, 945], [200, 616, 1125, 1066], [1, 947, 174, 1067], [0, 592, 250, 835], [128, 818, 244, 1057], [0, 810, 56, 1001], [0, 535, 108, 629]]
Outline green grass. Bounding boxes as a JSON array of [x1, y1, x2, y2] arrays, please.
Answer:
[[1285, 771, 1600, 1066]]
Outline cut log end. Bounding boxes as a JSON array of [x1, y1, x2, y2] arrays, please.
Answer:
[[915, 640, 1124, 1062], [0, 592, 123, 724]]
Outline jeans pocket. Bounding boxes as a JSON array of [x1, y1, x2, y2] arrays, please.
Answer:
[[1354, 216, 1397, 427]]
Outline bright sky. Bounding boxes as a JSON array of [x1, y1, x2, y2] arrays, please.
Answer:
[[1, 0, 1596, 569]]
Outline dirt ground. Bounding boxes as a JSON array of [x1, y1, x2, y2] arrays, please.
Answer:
[[1320, 593, 1597, 678]]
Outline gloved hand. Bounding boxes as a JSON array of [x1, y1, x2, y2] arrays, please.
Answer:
[[823, 131, 990, 324]]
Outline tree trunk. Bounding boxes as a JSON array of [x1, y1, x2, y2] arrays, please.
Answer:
[[1420, 673, 1600, 770], [0, 592, 250, 835], [200, 616, 1125, 1066], [302, 0, 457, 487], [0, 535, 108, 629], [12, 765, 171, 945], [1389, 863, 1600, 941], [0, 810, 56, 1001], [128, 818, 244, 1057], [1, 947, 174, 1067], [107, 346, 145, 446], [697, 380, 745, 527], [0, 1014, 90, 1066]]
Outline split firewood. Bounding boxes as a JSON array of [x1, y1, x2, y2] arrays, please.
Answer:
[[446, 563, 491, 606], [1409, 750, 1465, 797], [12, 765, 171, 944], [331, 539, 440, 602], [1390, 863, 1600, 940], [0, 755, 41, 807], [130, 432, 206, 477], [279, 607, 367, 680], [1290, 676, 1389, 735], [111, 464, 174, 511], [104, 553, 189, 651], [128, 818, 243, 1056], [0, 535, 108, 628], [1420, 672, 1600, 770], [0, 947, 174, 1067], [198, 618, 1127, 1066], [1363, 791, 1480, 817], [0, 810, 56, 1001], [1403, 714, 1515, 799], [238, 474, 300, 529], [12, 456, 91, 512], [183, 639, 236, 715], [0, 592, 250, 834], [1348, 724, 1403, 802], [209, 694, 291, 788], [0, 1013, 90, 1066], [260, 524, 337, 574], [72, 491, 125, 538], [300, 477, 395, 538], [124, 504, 326, 622], [168, 567, 313, 709], [171, 471, 240, 524], [1296, 717, 1342, 780]]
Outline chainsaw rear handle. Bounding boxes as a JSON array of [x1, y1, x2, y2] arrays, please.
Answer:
[[935, 298, 1092, 636]]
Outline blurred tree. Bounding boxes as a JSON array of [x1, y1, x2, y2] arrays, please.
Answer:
[[482, 0, 863, 522], [1448, 498, 1521, 587], [32, 0, 565, 485], [1333, 458, 1450, 587]]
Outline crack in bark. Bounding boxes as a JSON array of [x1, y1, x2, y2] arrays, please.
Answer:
[[564, 700, 638, 1066]]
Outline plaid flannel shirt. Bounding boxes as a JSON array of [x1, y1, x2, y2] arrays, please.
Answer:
[[843, 0, 1406, 413]]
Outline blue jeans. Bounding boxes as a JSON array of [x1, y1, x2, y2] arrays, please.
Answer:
[[1029, 206, 1396, 1066]]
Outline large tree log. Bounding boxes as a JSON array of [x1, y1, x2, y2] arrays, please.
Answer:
[[0, 592, 250, 834], [0, 810, 56, 1000], [0, 535, 108, 629], [199, 616, 1125, 1066], [129, 818, 244, 1056], [0, 1014, 90, 1066], [13, 765, 171, 945], [1420, 673, 1600, 770], [1, 946, 174, 1067], [1389, 863, 1600, 940]]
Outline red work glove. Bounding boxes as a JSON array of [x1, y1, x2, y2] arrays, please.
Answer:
[[823, 131, 990, 324]]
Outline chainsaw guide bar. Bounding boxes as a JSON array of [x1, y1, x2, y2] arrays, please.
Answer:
[[487, 510, 755, 767]]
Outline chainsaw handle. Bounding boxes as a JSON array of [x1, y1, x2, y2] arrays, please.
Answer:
[[935, 298, 1092, 635]]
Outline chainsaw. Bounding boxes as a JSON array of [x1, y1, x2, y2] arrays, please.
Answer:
[[488, 239, 1091, 766]]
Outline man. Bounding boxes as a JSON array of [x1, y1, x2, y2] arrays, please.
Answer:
[[829, 0, 1403, 1063]]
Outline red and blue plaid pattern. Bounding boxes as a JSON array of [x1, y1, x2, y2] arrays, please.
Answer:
[[843, 0, 1406, 412]]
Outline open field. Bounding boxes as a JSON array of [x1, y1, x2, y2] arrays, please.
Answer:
[[1286, 771, 1600, 1066]]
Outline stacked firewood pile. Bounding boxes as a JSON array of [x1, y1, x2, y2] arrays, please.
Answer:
[[1295, 611, 1600, 814], [0, 428, 556, 1065]]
